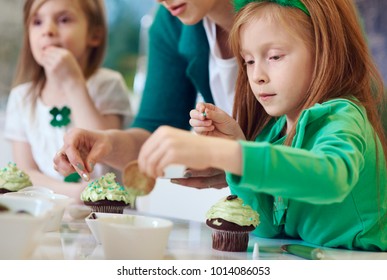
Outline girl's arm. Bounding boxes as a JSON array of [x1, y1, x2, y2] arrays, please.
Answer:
[[137, 126, 243, 179], [42, 47, 124, 130], [12, 141, 84, 204], [64, 80, 123, 130]]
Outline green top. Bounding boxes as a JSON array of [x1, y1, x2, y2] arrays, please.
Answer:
[[206, 195, 260, 227], [80, 173, 139, 205], [0, 162, 32, 191], [131, 6, 213, 132], [227, 99, 387, 251]]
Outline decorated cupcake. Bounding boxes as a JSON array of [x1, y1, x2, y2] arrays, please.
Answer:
[[80, 172, 139, 213], [0, 162, 32, 193], [206, 195, 260, 252]]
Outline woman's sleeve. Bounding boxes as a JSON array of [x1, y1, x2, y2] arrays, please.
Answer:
[[131, 6, 198, 132]]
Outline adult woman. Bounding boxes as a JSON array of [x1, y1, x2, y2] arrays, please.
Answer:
[[54, 0, 236, 189]]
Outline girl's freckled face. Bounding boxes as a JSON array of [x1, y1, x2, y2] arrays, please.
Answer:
[[240, 15, 314, 126]]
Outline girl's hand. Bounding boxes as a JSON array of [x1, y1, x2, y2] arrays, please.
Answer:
[[41, 46, 85, 89], [138, 126, 216, 179], [139, 126, 243, 179], [189, 102, 246, 140]]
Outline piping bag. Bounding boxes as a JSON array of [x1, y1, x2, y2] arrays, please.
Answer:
[[281, 244, 325, 260]]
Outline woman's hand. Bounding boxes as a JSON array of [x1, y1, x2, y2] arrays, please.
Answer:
[[53, 128, 112, 181], [138, 126, 242, 179], [171, 168, 228, 189], [189, 102, 246, 140]]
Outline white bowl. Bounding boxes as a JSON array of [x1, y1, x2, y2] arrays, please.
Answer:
[[0, 196, 54, 259], [4, 191, 72, 231], [85, 212, 119, 244], [97, 214, 173, 259], [68, 204, 92, 220], [19, 186, 54, 194]]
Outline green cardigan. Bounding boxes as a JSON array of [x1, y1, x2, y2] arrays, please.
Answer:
[[227, 99, 387, 251], [131, 6, 214, 132]]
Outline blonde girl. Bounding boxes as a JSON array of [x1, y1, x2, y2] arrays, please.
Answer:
[[5, 0, 131, 201]]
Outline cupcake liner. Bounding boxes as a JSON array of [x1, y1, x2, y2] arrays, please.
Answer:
[[84, 199, 134, 214], [0, 189, 13, 194], [211, 229, 250, 252], [89, 205, 127, 214]]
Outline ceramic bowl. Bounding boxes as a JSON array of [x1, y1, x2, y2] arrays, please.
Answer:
[[85, 212, 118, 244], [4, 190, 72, 231], [0, 195, 54, 259], [19, 186, 54, 194], [68, 204, 92, 220], [97, 214, 173, 259]]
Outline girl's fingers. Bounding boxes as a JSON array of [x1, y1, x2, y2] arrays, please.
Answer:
[[189, 108, 206, 121], [192, 126, 215, 134], [189, 118, 213, 128]]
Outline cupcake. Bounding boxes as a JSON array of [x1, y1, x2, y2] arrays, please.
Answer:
[[122, 160, 156, 195], [80, 172, 139, 213], [206, 195, 260, 252], [0, 162, 32, 193]]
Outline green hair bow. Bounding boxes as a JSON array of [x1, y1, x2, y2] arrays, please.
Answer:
[[233, 0, 310, 16]]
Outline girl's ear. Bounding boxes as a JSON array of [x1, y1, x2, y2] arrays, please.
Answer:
[[88, 27, 103, 47]]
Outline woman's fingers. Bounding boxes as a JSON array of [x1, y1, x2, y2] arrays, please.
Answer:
[[171, 168, 227, 189], [53, 150, 77, 176]]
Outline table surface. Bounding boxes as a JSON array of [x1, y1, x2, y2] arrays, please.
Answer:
[[31, 208, 387, 260]]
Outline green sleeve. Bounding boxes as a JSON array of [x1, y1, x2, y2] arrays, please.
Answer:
[[131, 6, 198, 132], [227, 100, 369, 205]]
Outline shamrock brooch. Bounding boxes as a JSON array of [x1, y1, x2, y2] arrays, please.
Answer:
[[49, 106, 71, 127]]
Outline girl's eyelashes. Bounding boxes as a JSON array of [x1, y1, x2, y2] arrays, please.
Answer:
[[269, 55, 281, 60], [29, 13, 74, 27], [58, 12, 74, 24], [31, 17, 42, 26], [241, 54, 255, 66], [243, 59, 255, 66], [241, 53, 284, 66]]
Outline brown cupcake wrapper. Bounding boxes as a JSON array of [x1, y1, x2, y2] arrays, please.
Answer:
[[0, 189, 13, 194], [89, 205, 127, 214], [211, 229, 250, 252]]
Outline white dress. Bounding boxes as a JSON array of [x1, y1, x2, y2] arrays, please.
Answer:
[[4, 68, 132, 181]]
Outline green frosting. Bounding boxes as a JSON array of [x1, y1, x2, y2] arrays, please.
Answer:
[[206, 195, 260, 227], [80, 173, 140, 205], [0, 162, 32, 191]]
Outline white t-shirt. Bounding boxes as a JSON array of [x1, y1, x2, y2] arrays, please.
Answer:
[[4, 68, 132, 180], [202, 17, 237, 116]]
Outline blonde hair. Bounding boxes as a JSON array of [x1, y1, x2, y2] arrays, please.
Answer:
[[230, 0, 387, 162], [13, 0, 107, 104]]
